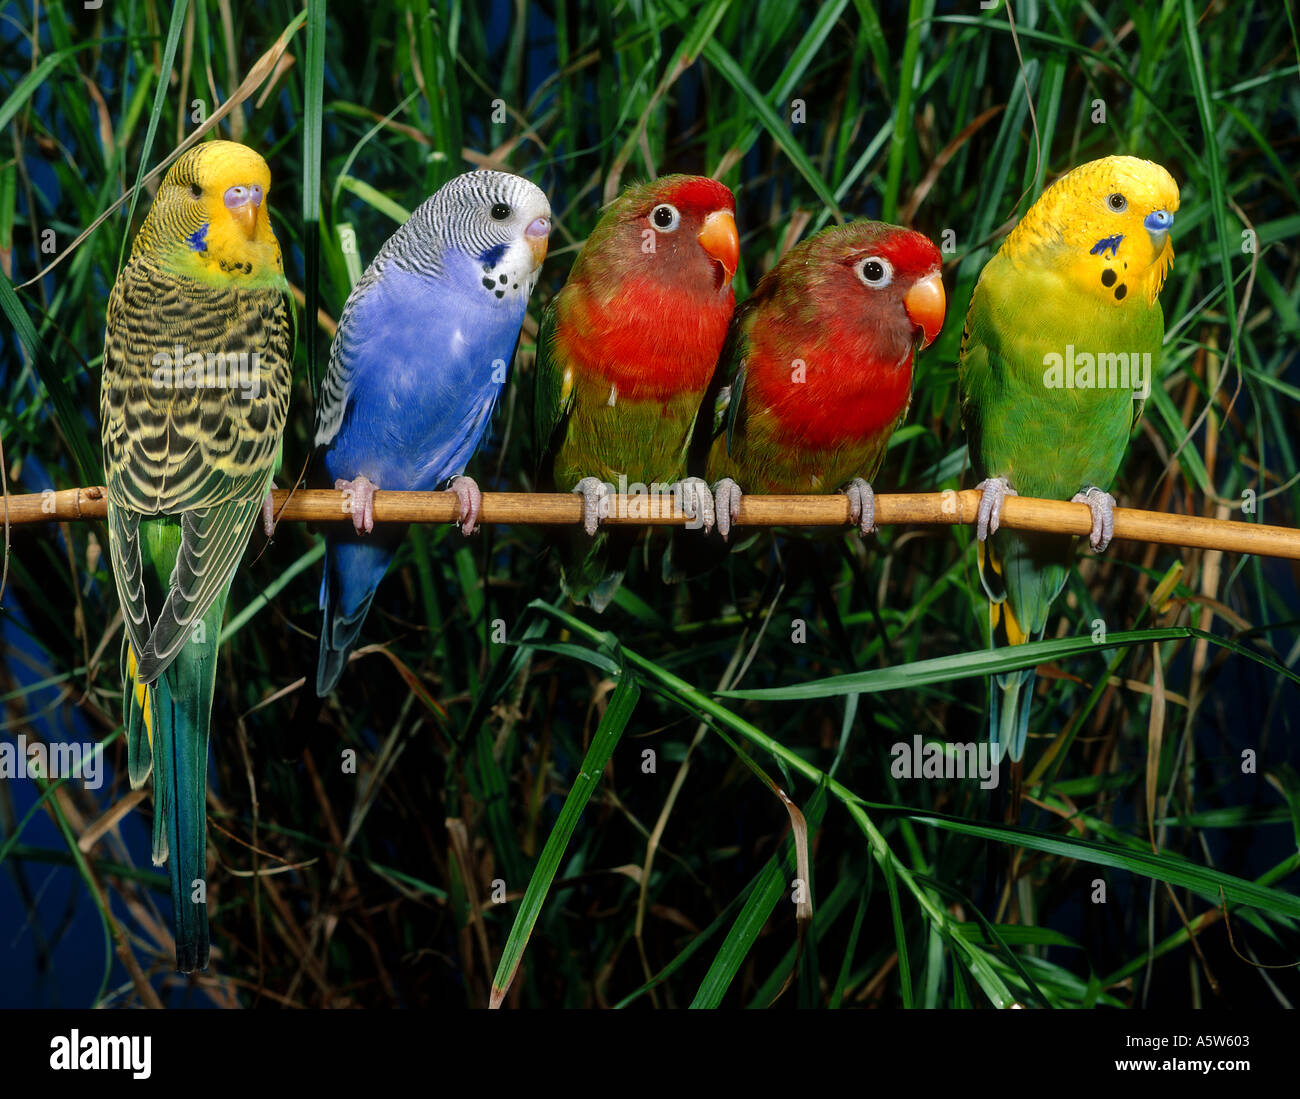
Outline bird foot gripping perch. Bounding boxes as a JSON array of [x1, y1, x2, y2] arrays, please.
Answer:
[[336, 474, 377, 535], [974, 476, 1018, 541], [574, 476, 612, 536], [1071, 485, 1117, 552], [449, 475, 482, 535], [262, 491, 277, 537], [844, 477, 876, 536], [713, 477, 743, 541], [677, 477, 715, 534]]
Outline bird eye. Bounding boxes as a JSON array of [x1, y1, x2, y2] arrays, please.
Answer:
[[855, 256, 893, 288], [490, 202, 512, 221], [650, 204, 681, 232], [189, 182, 203, 198], [1107, 192, 1127, 212]]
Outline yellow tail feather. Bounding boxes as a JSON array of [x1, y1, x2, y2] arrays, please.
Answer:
[[981, 540, 1029, 646], [978, 538, 1004, 578], [1001, 597, 1028, 647], [126, 644, 153, 747]]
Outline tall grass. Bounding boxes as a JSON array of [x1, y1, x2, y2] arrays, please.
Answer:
[[1, 0, 1297, 1008]]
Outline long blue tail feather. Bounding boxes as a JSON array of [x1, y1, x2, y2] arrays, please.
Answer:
[[317, 533, 398, 695]]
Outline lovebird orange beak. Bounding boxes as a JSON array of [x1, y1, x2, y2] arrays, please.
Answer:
[[697, 209, 739, 287], [904, 271, 946, 348]]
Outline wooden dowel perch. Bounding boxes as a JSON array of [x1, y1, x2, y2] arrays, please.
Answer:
[[5, 486, 1298, 561]]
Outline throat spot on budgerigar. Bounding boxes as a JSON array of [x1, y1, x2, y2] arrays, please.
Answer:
[[478, 251, 525, 301]]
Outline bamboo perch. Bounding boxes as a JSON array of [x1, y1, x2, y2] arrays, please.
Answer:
[[4, 486, 1299, 561]]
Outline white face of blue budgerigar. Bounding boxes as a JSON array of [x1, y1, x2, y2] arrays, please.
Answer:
[[408, 170, 552, 306]]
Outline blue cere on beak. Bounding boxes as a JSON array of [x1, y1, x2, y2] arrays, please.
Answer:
[[1144, 209, 1174, 235]]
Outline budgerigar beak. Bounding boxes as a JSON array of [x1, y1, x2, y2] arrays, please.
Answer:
[[225, 183, 264, 240], [697, 209, 739, 287], [904, 271, 946, 349], [1144, 208, 1174, 250], [525, 216, 551, 269]]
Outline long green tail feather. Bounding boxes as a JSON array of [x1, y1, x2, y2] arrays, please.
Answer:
[[127, 517, 236, 973], [559, 528, 633, 613], [989, 667, 1034, 763], [980, 530, 1072, 762], [133, 594, 226, 973]]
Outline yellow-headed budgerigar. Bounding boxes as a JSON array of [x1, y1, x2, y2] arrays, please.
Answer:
[[100, 140, 293, 971], [959, 155, 1179, 762]]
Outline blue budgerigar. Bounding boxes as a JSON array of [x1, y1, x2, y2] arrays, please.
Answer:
[[314, 170, 550, 695]]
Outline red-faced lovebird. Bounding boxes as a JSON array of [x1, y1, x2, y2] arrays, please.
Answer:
[[703, 220, 945, 537], [314, 170, 550, 695], [533, 175, 739, 611]]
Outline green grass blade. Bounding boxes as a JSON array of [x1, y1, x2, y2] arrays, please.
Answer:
[[0, 277, 100, 482], [337, 175, 412, 224], [116, 0, 189, 272], [903, 810, 1300, 919], [489, 673, 641, 1008], [301, 0, 327, 395], [881, 0, 926, 222], [691, 786, 828, 1008], [694, 36, 842, 219], [0, 42, 107, 132], [720, 626, 1300, 700]]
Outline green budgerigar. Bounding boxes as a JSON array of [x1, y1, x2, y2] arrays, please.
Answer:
[[100, 140, 293, 971], [959, 155, 1179, 762]]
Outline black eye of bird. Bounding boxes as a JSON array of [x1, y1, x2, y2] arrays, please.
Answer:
[[1107, 192, 1127, 212], [490, 202, 511, 220], [650, 203, 681, 231], [190, 183, 203, 198], [855, 255, 893, 288]]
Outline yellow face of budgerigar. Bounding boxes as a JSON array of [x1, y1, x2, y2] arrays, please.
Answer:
[[1008, 155, 1180, 307], [135, 139, 284, 283]]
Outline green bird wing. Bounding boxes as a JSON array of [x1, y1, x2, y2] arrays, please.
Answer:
[[100, 256, 293, 683], [104, 503, 151, 667], [956, 284, 992, 482], [1129, 304, 1161, 429], [686, 298, 753, 479], [719, 331, 749, 456], [531, 296, 577, 485]]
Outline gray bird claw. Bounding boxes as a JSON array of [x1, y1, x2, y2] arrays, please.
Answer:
[[450, 475, 482, 536], [574, 476, 611, 537], [975, 476, 1017, 541], [677, 477, 715, 533], [1071, 486, 1117, 552], [714, 478, 742, 541], [844, 477, 876, 536], [262, 491, 277, 537], [336, 475, 377, 535]]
